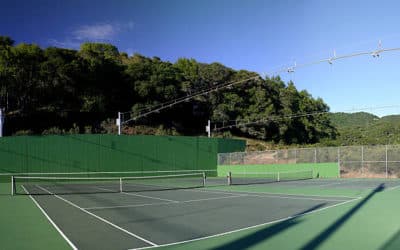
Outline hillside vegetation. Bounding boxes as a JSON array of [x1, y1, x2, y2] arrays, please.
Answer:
[[329, 112, 378, 128], [2, 35, 398, 148], [239, 110, 400, 149], [328, 112, 400, 146], [0, 35, 336, 144]]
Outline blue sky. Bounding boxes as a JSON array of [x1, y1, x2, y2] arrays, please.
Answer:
[[1, 0, 400, 116]]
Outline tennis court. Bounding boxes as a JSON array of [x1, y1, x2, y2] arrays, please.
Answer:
[[9, 171, 391, 250]]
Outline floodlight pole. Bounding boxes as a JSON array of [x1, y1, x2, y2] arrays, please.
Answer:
[[117, 112, 121, 135], [206, 120, 211, 138]]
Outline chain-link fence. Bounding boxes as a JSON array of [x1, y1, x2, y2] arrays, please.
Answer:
[[218, 145, 400, 178]]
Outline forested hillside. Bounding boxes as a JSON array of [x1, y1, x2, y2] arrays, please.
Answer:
[[329, 112, 378, 128], [328, 112, 400, 145], [0, 35, 337, 144]]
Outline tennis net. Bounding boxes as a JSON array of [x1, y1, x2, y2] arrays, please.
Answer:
[[12, 172, 206, 195], [228, 170, 313, 185]]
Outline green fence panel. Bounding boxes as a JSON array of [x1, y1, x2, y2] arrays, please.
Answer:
[[0, 135, 246, 179]]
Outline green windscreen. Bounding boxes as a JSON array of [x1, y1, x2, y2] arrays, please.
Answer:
[[0, 135, 245, 181]]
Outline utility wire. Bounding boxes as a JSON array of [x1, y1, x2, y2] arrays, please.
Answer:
[[213, 110, 329, 131], [213, 105, 400, 132], [218, 105, 400, 124], [121, 74, 262, 124], [120, 41, 400, 124], [270, 42, 400, 75]]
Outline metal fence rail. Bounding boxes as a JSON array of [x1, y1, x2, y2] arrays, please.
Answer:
[[218, 145, 400, 178]]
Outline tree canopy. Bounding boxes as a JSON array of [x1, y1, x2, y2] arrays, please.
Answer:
[[0, 35, 337, 144]]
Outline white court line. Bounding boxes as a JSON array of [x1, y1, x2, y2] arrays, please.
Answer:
[[182, 188, 360, 200], [95, 187, 179, 203], [22, 186, 78, 250], [314, 178, 385, 187], [241, 193, 349, 202], [316, 179, 400, 191], [315, 182, 345, 187], [186, 189, 351, 202], [84, 195, 248, 210], [95, 186, 350, 207], [132, 196, 362, 250], [85, 201, 174, 210], [35, 185, 158, 247], [169, 194, 247, 203], [387, 184, 400, 191]]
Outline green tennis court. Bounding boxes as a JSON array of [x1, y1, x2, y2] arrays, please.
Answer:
[[2, 174, 400, 250]]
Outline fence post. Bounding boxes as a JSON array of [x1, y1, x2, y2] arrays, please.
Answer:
[[385, 145, 388, 178], [276, 150, 279, 163], [314, 148, 317, 164]]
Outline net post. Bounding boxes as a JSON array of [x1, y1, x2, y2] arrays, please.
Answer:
[[119, 177, 122, 192], [11, 176, 14, 196], [314, 148, 317, 164], [202, 172, 206, 187], [277, 172, 280, 182], [227, 172, 232, 185]]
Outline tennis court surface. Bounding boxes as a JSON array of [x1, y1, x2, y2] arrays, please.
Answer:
[[4, 173, 400, 250]]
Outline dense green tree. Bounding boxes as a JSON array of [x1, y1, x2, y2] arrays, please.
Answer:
[[0, 36, 15, 109], [0, 35, 338, 145], [174, 58, 200, 94], [40, 47, 80, 111], [6, 43, 45, 113], [77, 42, 129, 113]]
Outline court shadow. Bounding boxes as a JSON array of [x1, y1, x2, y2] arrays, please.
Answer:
[[67, 135, 165, 166], [380, 229, 400, 250], [0, 135, 167, 174], [212, 203, 326, 250], [0, 146, 89, 173], [301, 183, 385, 250]]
